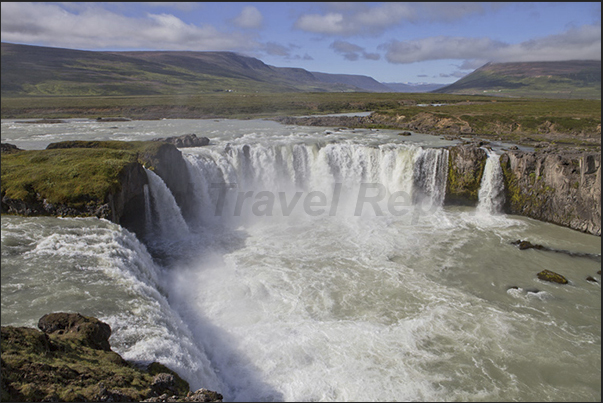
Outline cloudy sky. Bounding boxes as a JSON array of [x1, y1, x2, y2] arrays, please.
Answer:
[[1, 2, 601, 84]]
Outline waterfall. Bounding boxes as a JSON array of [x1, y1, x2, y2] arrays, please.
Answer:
[[144, 168, 190, 241], [477, 150, 505, 214], [412, 147, 449, 208], [182, 142, 448, 223], [143, 184, 153, 234]]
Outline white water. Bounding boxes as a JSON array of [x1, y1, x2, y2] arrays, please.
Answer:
[[477, 150, 506, 215], [144, 168, 190, 251], [1, 118, 600, 402]]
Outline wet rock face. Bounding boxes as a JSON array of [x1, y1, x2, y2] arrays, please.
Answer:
[[137, 142, 196, 223], [500, 150, 601, 236], [38, 312, 112, 351], [445, 144, 488, 206]]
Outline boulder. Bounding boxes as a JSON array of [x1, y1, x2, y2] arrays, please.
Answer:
[[511, 240, 545, 250], [536, 270, 568, 284], [152, 373, 176, 395], [38, 312, 112, 351]]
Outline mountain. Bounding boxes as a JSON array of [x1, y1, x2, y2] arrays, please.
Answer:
[[381, 82, 446, 93], [434, 60, 601, 99], [0, 42, 389, 96], [311, 72, 393, 92]]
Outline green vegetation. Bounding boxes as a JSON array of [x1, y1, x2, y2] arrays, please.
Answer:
[[2, 93, 600, 150], [1, 141, 163, 208], [446, 149, 487, 205], [1, 325, 159, 401], [436, 61, 601, 99], [0, 313, 219, 402]]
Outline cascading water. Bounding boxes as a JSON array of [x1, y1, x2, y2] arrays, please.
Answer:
[[144, 168, 191, 253], [2, 118, 600, 403], [143, 184, 153, 234], [477, 150, 506, 215], [183, 142, 448, 225]]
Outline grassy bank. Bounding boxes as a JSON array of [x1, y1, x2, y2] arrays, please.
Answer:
[[2, 93, 600, 149], [1, 92, 514, 120], [1, 141, 162, 208]]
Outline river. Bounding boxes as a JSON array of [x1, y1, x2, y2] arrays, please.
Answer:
[[1, 118, 600, 401]]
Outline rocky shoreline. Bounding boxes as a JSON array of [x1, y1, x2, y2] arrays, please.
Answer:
[[1, 313, 222, 402]]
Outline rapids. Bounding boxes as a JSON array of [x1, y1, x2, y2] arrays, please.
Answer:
[[1, 118, 600, 402]]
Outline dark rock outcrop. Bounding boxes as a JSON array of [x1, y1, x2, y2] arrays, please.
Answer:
[[1, 313, 223, 402], [152, 134, 210, 148], [1, 142, 22, 154], [445, 144, 488, 206], [500, 149, 601, 235], [38, 312, 112, 351], [511, 240, 546, 250]]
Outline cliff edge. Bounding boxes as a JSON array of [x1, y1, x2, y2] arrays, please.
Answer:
[[1, 313, 222, 402]]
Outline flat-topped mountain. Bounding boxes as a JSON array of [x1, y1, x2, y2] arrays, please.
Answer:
[[434, 60, 601, 99]]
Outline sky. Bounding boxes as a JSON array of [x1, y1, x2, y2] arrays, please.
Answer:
[[1, 2, 601, 84]]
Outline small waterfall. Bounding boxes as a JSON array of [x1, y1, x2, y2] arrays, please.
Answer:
[[143, 184, 153, 234], [477, 150, 505, 214], [144, 168, 190, 241]]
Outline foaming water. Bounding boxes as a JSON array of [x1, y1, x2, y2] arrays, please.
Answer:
[[1, 118, 600, 401], [0, 216, 223, 392]]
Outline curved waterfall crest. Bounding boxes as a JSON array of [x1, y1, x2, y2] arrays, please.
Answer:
[[174, 142, 452, 227]]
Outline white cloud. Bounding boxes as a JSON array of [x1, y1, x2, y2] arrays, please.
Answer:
[[381, 24, 601, 64], [232, 6, 263, 29], [330, 40, 381, 61], [294, 2, 488, 36], [295, 12, 347, 35], [0, 2, 260, 51]]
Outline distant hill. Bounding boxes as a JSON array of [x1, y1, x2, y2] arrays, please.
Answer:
[[1, 42, 386, 96], [434, 60, 601, 99], [381, 82, 446, 93], [311, 72, 392, 92]]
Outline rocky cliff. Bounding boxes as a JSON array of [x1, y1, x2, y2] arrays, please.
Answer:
[[445, 145, 488, 206], [1, 136, 206, 240], [446, 143, 601, 235], [1, 313, 222, 402], [500, 149, 601, 235]]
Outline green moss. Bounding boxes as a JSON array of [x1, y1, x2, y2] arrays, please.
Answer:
[[500, 155, 555, 215], [1, 325, 176, 402], [445, 148, 487, 205], [1, 140, 166, 213], [537, 269, 568, 284], [147, 362, 190, 396]]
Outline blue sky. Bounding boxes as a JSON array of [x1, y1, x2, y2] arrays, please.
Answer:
[[1, 2, 601, 84]]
